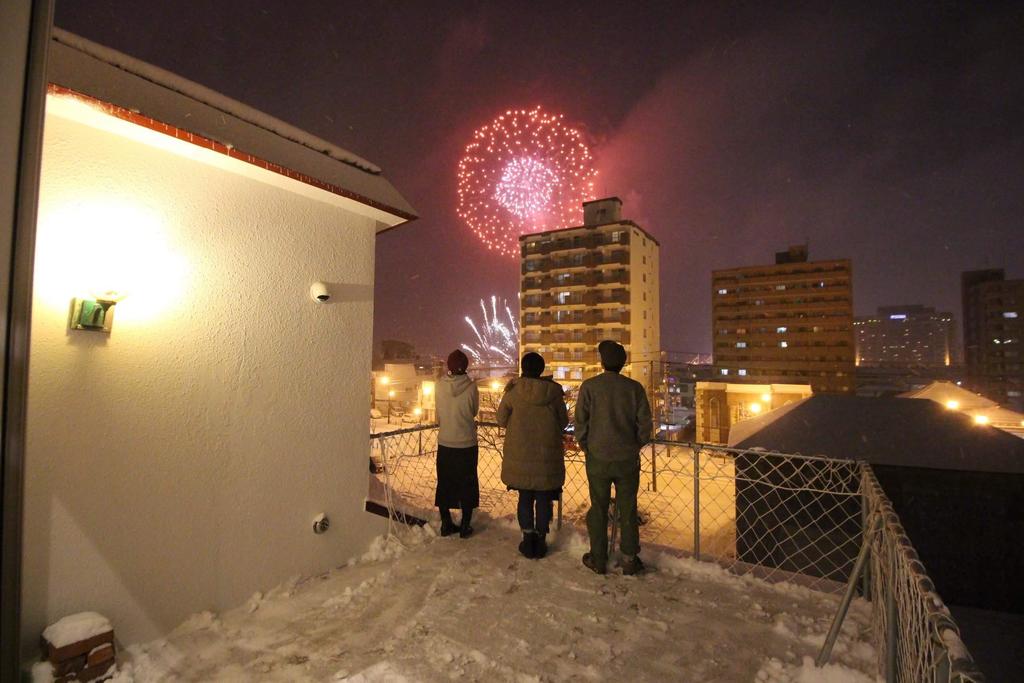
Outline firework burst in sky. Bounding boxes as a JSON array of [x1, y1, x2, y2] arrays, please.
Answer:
[[457, 107, 597, 257], [462, 296, 519, 367]]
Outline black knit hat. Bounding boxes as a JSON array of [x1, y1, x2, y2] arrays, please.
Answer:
[[520, 352, 545, 378], [447, 349, 469, 375], [598, 340, 627, 372]]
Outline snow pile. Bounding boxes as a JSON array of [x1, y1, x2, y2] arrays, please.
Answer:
[[41, 611, 112, 648], [101, 516, 879, 681]]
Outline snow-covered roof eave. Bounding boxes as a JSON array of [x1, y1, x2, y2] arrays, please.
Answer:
[[48, 29, 417, 229]]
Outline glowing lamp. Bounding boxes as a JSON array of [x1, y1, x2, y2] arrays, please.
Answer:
[[749, 402, 762, 414], [413, 407, 423, 417], [387, 390, 395, 399], [421, 382, 433, 396], [760, 393, 771, 403], [379, 376, 390, 386], [490, 380, 502, 391], [69, 290, 126, 333], [944, 400, 959, 410], [973, 414, 989, 425]]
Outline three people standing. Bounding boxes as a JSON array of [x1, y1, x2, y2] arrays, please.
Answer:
[[432, 341, 652, 574]]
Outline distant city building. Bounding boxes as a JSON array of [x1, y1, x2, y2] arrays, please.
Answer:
[[519, 197, 660, 389], [962, 269, 1023, 410], [712, 245, 855, 394], [854, 305, 956, 368], [694, 381, 813, 444]]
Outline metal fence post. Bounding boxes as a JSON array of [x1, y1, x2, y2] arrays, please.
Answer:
[[861, 466, 872, 599], [651, 443, 658, 492], [692, 446, 701, 559], [418, 429, 422, 456], [886, 537, 898, 683]]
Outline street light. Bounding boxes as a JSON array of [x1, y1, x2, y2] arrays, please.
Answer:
[[379, 375, 390, 386], [490, 379, 502, 392], [413, 407, 423, 423], [944, 400, 960, 410]]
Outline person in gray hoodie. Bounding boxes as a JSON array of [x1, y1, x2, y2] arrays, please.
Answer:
[[575, 340, 652, 575], [434, 350, 480, 538], [496, 353, 568, 559]]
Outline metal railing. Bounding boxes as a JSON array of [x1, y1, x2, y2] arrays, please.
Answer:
[[861, 466, 984, 682], [367, 423, 983, 681]]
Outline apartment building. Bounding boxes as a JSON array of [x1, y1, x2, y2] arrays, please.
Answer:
[[712, 245, 854, 394], [519, 197, 660, 389], [854, 305, 955, 367], [962, 269, 1023, 410]]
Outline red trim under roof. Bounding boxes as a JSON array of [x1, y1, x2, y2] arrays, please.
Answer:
[[48, 84, 417, 225]]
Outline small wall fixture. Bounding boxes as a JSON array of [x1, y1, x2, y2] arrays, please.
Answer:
[[69, 293, 123, 333]]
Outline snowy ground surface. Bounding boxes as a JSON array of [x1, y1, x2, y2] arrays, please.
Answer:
[[99, 519, 879, 682]]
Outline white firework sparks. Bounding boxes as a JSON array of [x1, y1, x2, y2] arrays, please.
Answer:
[[462, 296, 519, 367]]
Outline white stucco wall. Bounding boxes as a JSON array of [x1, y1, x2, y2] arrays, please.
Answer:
[[22, 94, 386, 656]]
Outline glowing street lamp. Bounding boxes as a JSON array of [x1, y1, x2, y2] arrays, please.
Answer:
[[490, 379, 502, 392], [379, 375, 390, 386], [973, 414, 989, 425], [944, 400, 960, 410], [748, 402, 763, 415], [760, 393, 771, 404]]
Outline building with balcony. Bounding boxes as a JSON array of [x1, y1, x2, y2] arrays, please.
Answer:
[[962, 269, 1024, 411], [854, 305, 956, 368], [519, 197, 660, 388], [712, 245, 854, 393]]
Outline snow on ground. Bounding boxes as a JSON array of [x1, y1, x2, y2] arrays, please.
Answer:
[[102, 518, 879, 682]]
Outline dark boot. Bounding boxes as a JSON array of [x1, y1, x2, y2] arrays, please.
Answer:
[[459, 507, 474, 539], [621, 554, 646, 576], [582, 553, 606, 575], [519, 531, 537, 558], [439, 508, 459, 537], [533, 533, 547, 559]]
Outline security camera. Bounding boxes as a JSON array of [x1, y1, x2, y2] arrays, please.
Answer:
[[310, 281, 330, 303]]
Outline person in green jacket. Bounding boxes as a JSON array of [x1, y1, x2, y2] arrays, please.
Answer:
[[575, 340, 652, 575], [497, 352, 569, 559]]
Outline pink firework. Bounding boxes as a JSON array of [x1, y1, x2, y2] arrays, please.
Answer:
[[457, 107, 597, 257]]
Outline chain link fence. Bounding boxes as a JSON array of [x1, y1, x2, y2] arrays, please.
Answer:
[[368, 422, 983, 681], [861, 466, 984, 682]]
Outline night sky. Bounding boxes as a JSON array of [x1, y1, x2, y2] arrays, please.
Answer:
[[56, 1, 1024, 356]]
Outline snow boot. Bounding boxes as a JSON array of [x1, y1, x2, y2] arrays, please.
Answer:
[[621, 555, 646, 576], [519, 531, 537, 559], [459, 524, 474, 539], [439, 509, 459, 537], [533, 533, 548, 559], [582, 553, 607, 575]]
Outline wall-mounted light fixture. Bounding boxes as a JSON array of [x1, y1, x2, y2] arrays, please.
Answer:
[[69, 291, 125, 333]]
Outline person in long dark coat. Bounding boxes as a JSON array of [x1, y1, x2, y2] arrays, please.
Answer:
[[496, 353, 568, 559], [434, 350, 480, 538]]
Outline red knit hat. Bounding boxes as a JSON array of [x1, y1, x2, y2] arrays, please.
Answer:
[[447, 349, 469, 375]]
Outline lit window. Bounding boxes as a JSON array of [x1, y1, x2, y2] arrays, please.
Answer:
[[1005, 312, 1019, 319], [780, 341, 788, 348], [720, 368, 729, 376], [738, 369, 747, 376], [736, 342, 747, 348], [777, 326, 787, 333], [775, 285, 786, 290], [718, 288, 728, 295]]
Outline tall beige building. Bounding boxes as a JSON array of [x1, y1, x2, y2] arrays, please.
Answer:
[[712, 245, 854, 394], [519, 198, 660, 390]]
